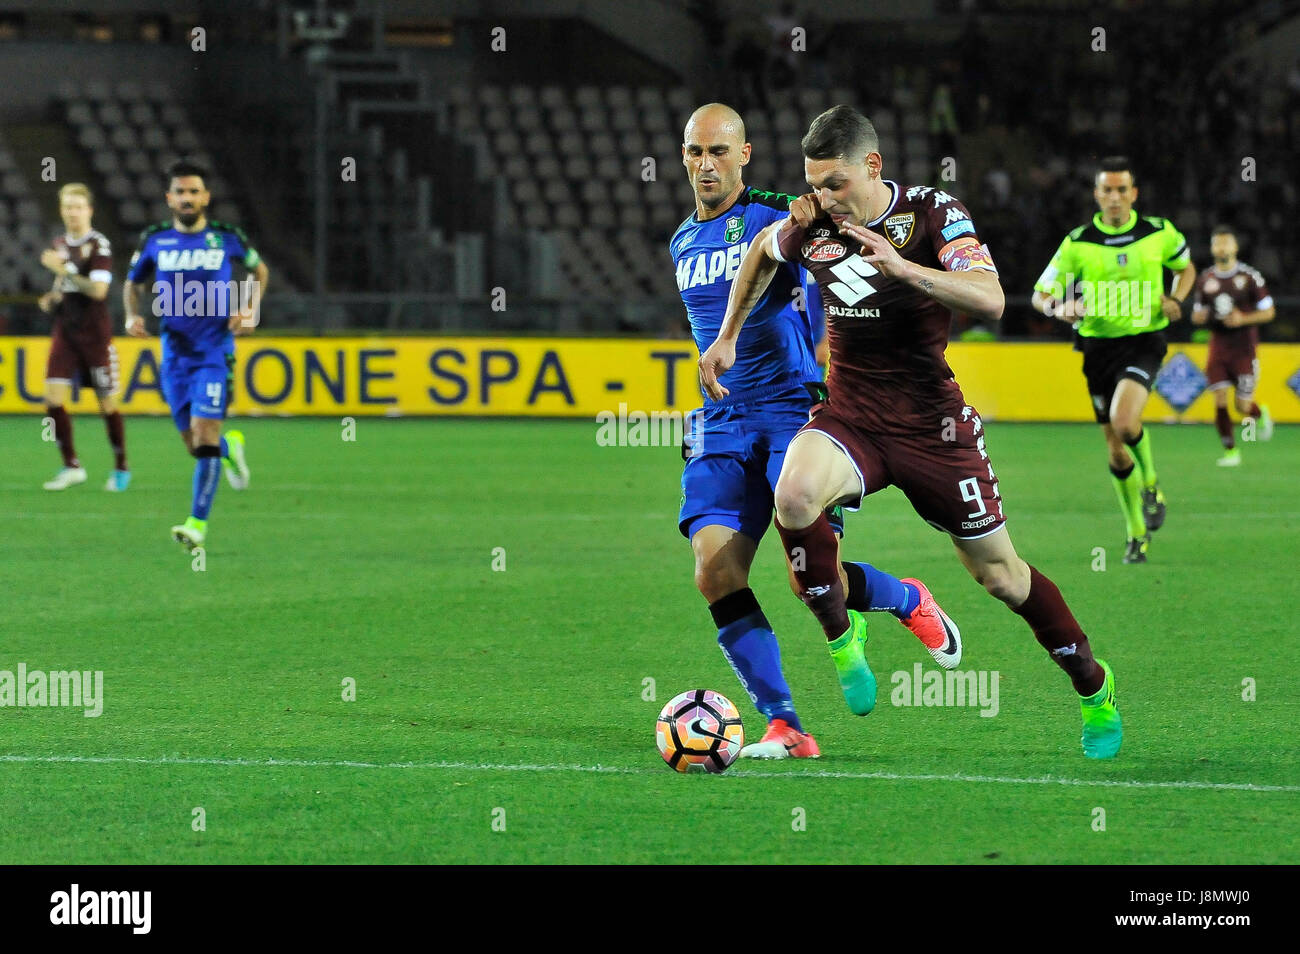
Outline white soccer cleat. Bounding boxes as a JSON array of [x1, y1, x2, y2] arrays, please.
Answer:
[[222, 429, 250, 490], [1258, 405, 1273, 442], [43, 466, 87, 491]]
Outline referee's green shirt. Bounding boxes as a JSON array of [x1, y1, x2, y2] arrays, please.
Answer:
[[1034, 210, 1191, 338]]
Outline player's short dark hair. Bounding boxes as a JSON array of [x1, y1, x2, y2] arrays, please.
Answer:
[[802, 105, 879, 162], [1096, 155, 1135, 184], [166, 158, 208, 187], [1210, 223, 1236, 239]]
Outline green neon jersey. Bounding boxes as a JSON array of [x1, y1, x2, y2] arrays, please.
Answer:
[[1034, 210, 1191, 338]]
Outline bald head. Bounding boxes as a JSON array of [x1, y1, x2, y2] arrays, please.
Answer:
[[682, 103, 751, 215], [683, 103, 746, 144]]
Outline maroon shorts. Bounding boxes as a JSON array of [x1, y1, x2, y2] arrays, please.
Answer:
[[1205, 343, 1258, 395], [46, 325, 119, 396], [802, 403, 1006, 539]]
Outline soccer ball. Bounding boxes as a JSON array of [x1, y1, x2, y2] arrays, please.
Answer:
[[655, 689, 745, 773]]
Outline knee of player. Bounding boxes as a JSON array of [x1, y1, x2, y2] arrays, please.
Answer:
[[1111, 420, 1142, 445], [773, 476, 822, 525], [694, 562, 745, 603], [975, 563, 1019, 603]]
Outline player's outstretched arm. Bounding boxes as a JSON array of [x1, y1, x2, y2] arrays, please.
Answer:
[[840, 222, 1004, 322], [124, 281, 149, 337], [698, 221, 785, 400]]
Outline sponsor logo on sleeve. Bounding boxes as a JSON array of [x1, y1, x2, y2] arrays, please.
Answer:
[[941, 220, 976, 241]]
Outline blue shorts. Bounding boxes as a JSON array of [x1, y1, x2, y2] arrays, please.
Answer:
[[679, 386, 842, 542], [161, 351, 234, 432]]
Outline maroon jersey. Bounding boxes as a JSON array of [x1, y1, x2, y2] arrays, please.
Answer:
[[1193, 262, 1271, 358], [774, 182, 997, 434], [50, 230, 113, 338]]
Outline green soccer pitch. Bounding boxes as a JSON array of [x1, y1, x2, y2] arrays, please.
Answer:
[[2, 416, 1297, 864]]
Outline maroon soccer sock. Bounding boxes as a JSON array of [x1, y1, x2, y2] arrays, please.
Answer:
[[1215, 406, 1234, 449], [103, 412, 127, 470], [775, 511, 849, 640], [47, 405, 79, 468], [1012, 565, 1104, 696]]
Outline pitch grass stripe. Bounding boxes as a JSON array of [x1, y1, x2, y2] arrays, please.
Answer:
[[1, 754, 1296, 793]]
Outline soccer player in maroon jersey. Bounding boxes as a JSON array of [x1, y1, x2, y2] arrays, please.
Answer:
[[1191, 225, 1275, 466], [37, 183, 129, 492], [699, 106, 1123, 758]]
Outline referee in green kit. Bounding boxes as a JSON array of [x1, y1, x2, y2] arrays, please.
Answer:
[[1032, 156, 1197, 564]]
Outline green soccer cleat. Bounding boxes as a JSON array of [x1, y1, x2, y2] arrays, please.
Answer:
[[171, 516, 207, 552], [1122, 534, 1149, 564], [222, 430, 250, 490], [1216, 448, 1241, 468], [828, 609, 876, 715], [1080, 658, 1123, 759]]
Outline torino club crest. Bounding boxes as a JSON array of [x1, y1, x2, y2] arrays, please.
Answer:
[[885, 213, 915, 248]]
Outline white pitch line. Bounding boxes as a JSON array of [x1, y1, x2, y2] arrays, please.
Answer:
[[0, 754, 1296, 793]]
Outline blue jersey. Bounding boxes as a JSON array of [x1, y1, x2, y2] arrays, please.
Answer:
[[671, 187, 819, 403], [127, 220, 261, 356]]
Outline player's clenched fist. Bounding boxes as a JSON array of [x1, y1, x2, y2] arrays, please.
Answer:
[[698, 337, 736, 401], [125, 314, 149, 338], [786, 193, 821, 229]]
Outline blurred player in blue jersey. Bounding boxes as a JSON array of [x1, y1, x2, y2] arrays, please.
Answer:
[[123, 159, 268, 551], [671, 104, 960, 758]]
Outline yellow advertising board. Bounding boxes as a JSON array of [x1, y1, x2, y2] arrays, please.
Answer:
[[1, 336, 1297, 422]]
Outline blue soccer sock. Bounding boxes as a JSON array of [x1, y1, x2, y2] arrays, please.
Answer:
[[191, 445, 222, 520], [711, 588, 801, 731], [842, 561, 920, 619], [219, 435, 230, 458]]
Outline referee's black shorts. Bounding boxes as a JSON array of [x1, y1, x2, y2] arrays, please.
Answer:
[[1078, 329, 1168, 423]]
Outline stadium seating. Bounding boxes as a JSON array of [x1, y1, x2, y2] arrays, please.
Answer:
[[0, 135, 50, 292], [444, 83, 936, 307], [54, 78, 239, 235]]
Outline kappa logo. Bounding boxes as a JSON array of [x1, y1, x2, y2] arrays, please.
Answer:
[[884, 213, 915, 248], [1234, 274, 1247, 289], [803, 237, 848, 261]]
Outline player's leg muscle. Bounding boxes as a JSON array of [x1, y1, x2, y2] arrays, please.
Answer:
[[691, 525, 758, 604], [45, 379, 71, 407], [1100, 423, 1132, 470], [192, 417, 221, 447], [1108, 379, 1148, 445], [773, 430, 861, 530], [951, 526, 1031, 606]]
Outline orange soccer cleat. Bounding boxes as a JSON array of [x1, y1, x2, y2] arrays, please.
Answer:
[[899, 578, 963, 670], [738, 718, 821, 760]]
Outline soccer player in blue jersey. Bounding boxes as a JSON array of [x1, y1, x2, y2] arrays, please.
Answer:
[[123, 159, 268, 550], [671, 104, 960, 759]]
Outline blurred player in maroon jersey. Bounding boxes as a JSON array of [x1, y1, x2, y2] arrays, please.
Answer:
[[699, 106, 1122, 758], [37, 183, 129, 492], [1191, 225, 1275, 466]]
